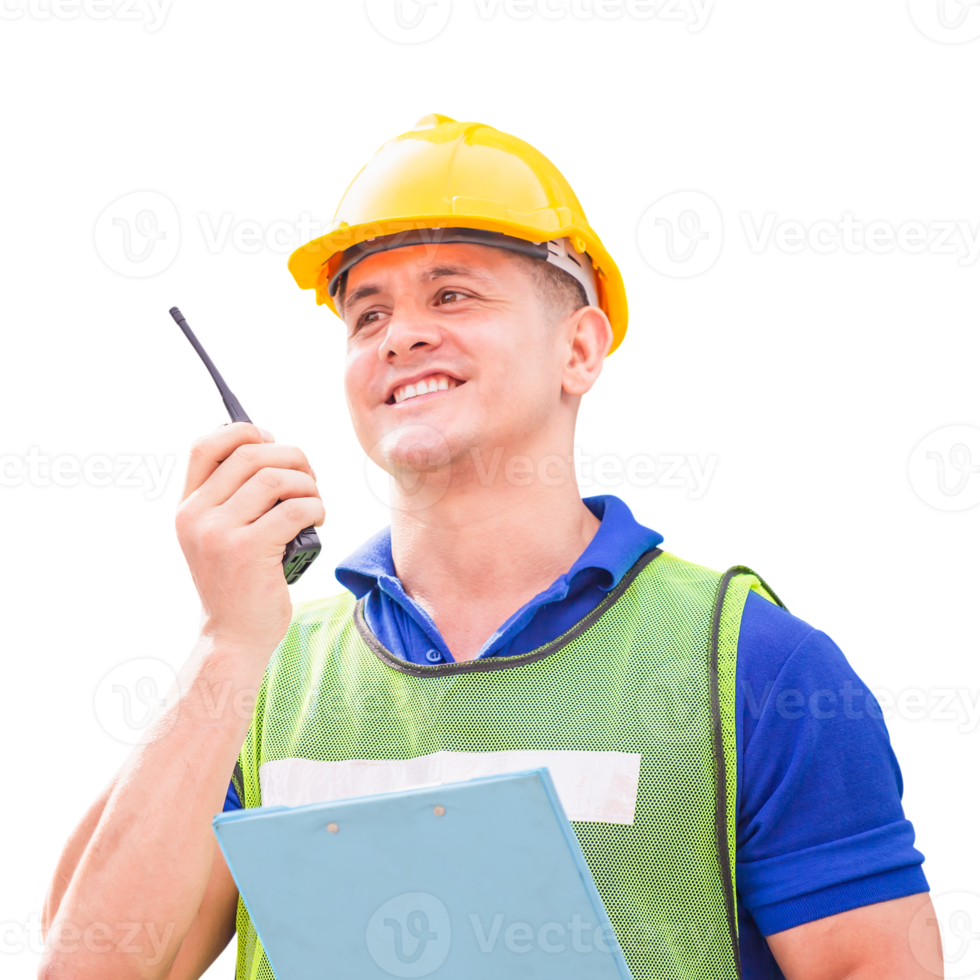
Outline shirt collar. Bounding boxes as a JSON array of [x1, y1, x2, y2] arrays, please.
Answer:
[[335, 495, 663, 599]]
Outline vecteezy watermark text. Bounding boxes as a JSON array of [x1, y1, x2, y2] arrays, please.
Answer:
[[740, 213, 980, 265], [366, 892, 619, 976], [0, 915, 177, 967], [0, 449, 176, 499], [0, 914, 44, 955], [873, 687, 980, 732], [0, 0, 171, 29], [741, 681, 980, 733], [364, 440, 720, 513]]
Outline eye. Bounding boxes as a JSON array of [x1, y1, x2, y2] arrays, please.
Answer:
[[436, 289, 467, 305], [355, 309, 385, 331]]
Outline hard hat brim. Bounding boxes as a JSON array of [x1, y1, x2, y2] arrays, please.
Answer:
[[288, 213, 628, 355]]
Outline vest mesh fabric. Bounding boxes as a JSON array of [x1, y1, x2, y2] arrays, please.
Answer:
[[231, 551, 775, 980]]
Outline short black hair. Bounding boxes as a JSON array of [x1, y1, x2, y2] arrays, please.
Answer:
[[507, 251, 589, 320], [336, 249, 588, 320]]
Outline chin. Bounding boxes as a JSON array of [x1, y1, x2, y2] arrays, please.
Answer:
[[371, 422, 455, 474]]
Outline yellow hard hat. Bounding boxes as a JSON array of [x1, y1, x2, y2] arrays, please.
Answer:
[[288, 114, 628, 354]]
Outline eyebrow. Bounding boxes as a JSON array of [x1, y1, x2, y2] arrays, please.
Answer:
[[421, 265, 493, 283], [343, 283, 381, 309]]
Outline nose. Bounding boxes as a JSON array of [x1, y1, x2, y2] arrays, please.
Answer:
[[378, 300, 442, 363]]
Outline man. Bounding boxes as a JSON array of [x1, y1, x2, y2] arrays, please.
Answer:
[[40, 115, 941, 979]]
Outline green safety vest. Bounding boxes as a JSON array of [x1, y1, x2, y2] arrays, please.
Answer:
[[230, 549, 782, 980]]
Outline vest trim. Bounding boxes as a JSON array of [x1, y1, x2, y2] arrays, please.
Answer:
[[351, 547, 663, 678], [710, 568, 743, 977], [709, 566, 787, 979], [231, 758, 245, 810]]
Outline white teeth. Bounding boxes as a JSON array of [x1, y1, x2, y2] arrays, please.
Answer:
[[392, 374, 459, 404]]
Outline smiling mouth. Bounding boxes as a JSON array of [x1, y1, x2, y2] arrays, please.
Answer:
[[389, 373, 463, 405]]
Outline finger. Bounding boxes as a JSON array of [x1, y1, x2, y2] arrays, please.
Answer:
[[185, 424, 265, 499], [221, 467, 321, 527], [211, 419, 279, 442], [192, 442, 315, 509], [182, 423, 272, 502], [244, 494, 326, 557]]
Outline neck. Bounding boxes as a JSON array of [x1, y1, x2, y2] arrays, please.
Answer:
[[389, 445, 599, 662]]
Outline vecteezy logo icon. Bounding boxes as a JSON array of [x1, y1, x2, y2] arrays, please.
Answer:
[[93, 658, 179, 744], [910, 891, 980, 978], [94, 191, 180, 277], [395, 0, 437, 31], [366, 893, 451, 977], [364, 452, 392, 512], [636, 191, 723, 278], [908, 0, 980, 43], [365, 0, 452, 43], [117, 213, 163, 260], [658, 211, 707, 264], [908, 424, 980, 512]]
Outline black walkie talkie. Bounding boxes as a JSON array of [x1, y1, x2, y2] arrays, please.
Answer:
[[169, 306, 321, 584]]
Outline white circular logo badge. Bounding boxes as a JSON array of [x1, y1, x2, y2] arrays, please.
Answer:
[[908, 424, 980, 511], [365, 0, 452, 43], [94, 191, 180, 277], [365, 457, 391, 507], [93, 657, 179, 745], [364, 424, 451, 512], [910, 891, 980, 978], [909, 0, 980, 44], [637, 190, 723, 278], [366, 892, 451, 977]]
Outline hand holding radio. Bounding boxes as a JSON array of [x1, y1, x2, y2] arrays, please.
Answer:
[[169, 307, 324, 654]]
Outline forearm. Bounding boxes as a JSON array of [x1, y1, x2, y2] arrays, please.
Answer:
[[40, 422, 323, 978], [767, 893, 943, 980], [39, 635, 271, 980]]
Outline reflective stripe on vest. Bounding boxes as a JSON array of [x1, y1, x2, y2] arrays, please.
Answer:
[[231, 550, 783, 980]]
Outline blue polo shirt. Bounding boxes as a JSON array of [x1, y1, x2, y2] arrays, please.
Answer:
[[225, 495, 928, 979]]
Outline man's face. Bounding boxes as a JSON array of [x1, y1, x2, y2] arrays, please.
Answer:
[[341, 242, 585, 480]]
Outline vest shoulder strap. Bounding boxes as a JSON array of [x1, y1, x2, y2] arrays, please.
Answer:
[[707, 562, 786, 975]]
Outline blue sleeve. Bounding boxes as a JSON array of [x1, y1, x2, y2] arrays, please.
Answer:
[[734, 590, 928, 967], [223, 779, 243, 812]]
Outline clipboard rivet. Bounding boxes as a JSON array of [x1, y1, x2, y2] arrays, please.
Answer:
[[433, 806, 446, 816], [326, 822, 339, 833]]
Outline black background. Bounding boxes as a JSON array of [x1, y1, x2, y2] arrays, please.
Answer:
[[0, 0, 980, 976]]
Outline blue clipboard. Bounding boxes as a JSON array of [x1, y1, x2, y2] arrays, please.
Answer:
[[213, 767, 634, 979]]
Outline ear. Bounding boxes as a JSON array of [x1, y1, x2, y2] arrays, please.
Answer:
[[561, 306, 613, 396]]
